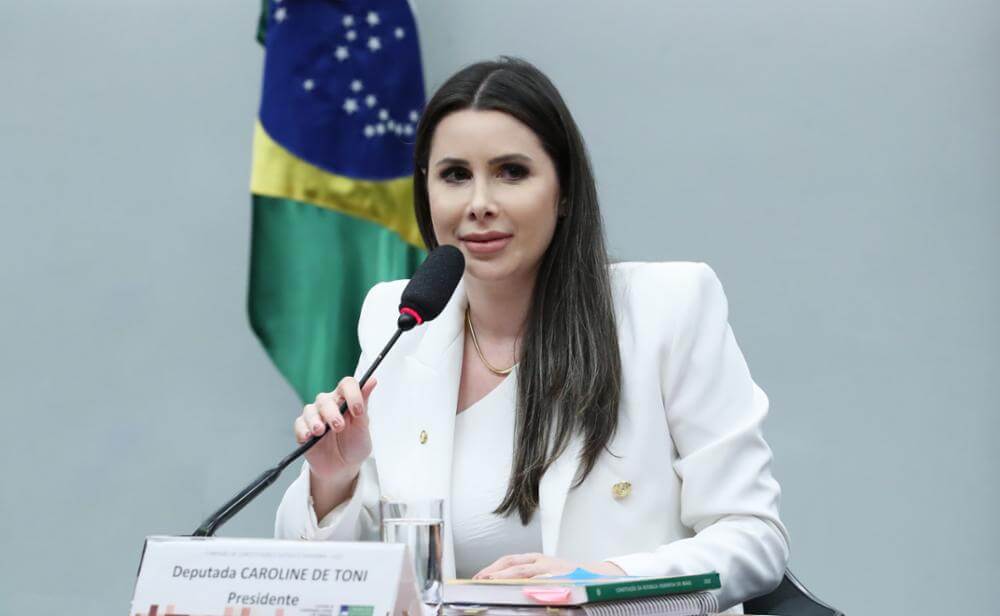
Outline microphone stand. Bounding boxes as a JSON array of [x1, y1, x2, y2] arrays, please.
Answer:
[[192, 313, 417, 537]]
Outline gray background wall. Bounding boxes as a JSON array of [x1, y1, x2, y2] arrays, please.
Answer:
[[1, 1, 997, 615]]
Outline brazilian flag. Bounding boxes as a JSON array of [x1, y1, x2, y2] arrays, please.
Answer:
[[250, 0, 426, 403]]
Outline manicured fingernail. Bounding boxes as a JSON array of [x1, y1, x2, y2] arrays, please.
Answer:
[[352, 403, 361, 416]]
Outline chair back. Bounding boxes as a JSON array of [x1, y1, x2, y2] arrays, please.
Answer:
[[743, 569, 844, 616]]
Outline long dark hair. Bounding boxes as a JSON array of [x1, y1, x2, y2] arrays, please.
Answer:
[[413, 57, 622, 524]]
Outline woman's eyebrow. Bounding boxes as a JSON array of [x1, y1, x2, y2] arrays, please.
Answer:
[[433, 153, 533, 167], [489, 153, 533, 165]]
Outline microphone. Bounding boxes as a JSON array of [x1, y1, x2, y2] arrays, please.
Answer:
[[192, 245, 465, 537], [398, 244, 466, 328]]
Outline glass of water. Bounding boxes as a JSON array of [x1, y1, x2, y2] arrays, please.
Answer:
[[380, 498, 444, 607]]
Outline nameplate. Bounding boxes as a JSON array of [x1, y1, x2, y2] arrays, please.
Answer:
[[129, 536, 422, 616]]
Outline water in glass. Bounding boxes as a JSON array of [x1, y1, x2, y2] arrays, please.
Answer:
[[382, 512, 444, 605]]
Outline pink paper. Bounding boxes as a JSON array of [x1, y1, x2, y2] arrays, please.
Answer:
[[523, 586, 572, 605]]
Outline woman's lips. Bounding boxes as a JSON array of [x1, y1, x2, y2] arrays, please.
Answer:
[[461, 235, 512, 255]]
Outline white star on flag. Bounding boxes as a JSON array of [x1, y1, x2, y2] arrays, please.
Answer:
[[366, 11, 380, 26], [387, 120, 396, 130], [379, 109, 389, 121], [376, 123, 386, 135], [343, 98, 358, 114], [365, 94, 377, 108], [364, 125, 375, 138], [303, 79, 315, 91], [394, 27, 405, 39], [404, 124, 414, 136], [274, 7, 287, 23], [335, 46, 349, 61], [367, 36, 381, 52], [342, 15, 354, 27], [346, 30, 357, 41], [350, 79, 363, 92], [409, 110, 419, 122]]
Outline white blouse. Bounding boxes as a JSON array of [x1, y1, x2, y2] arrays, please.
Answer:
[[450, 368, 543, 579]]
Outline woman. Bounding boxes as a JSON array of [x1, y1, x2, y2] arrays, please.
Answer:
[[275, 57, 789, 611]]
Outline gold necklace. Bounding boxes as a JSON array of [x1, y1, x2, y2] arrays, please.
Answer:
[[465, 306, 515, 376]]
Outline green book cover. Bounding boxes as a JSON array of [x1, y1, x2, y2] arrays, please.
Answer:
[[444, 571, 720, 606], [585, 572, 721, 602]]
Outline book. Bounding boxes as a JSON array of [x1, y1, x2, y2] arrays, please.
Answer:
[[443, 591, 719, 615], [442, 569, 720, 606], [579, 592, 719, 616]]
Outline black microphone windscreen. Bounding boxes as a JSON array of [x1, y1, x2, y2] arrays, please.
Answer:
[[399, 245, 465, 322]]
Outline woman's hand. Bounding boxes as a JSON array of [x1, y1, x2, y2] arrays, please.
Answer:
[[294, 376, 378, 479], [473, 553, 625, 579]]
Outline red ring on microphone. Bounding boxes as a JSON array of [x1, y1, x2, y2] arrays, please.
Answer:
[[399, 307, 423, 325]]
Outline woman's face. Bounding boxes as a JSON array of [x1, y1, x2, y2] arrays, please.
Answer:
[[426, 109, 560, 287]]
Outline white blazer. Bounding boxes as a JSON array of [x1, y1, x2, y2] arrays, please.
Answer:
[[275, 262, 790, 611]]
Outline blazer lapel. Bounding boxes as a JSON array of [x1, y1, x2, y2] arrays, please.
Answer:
[[538, 434, 583, 556], [382, 279, 467, 579]]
